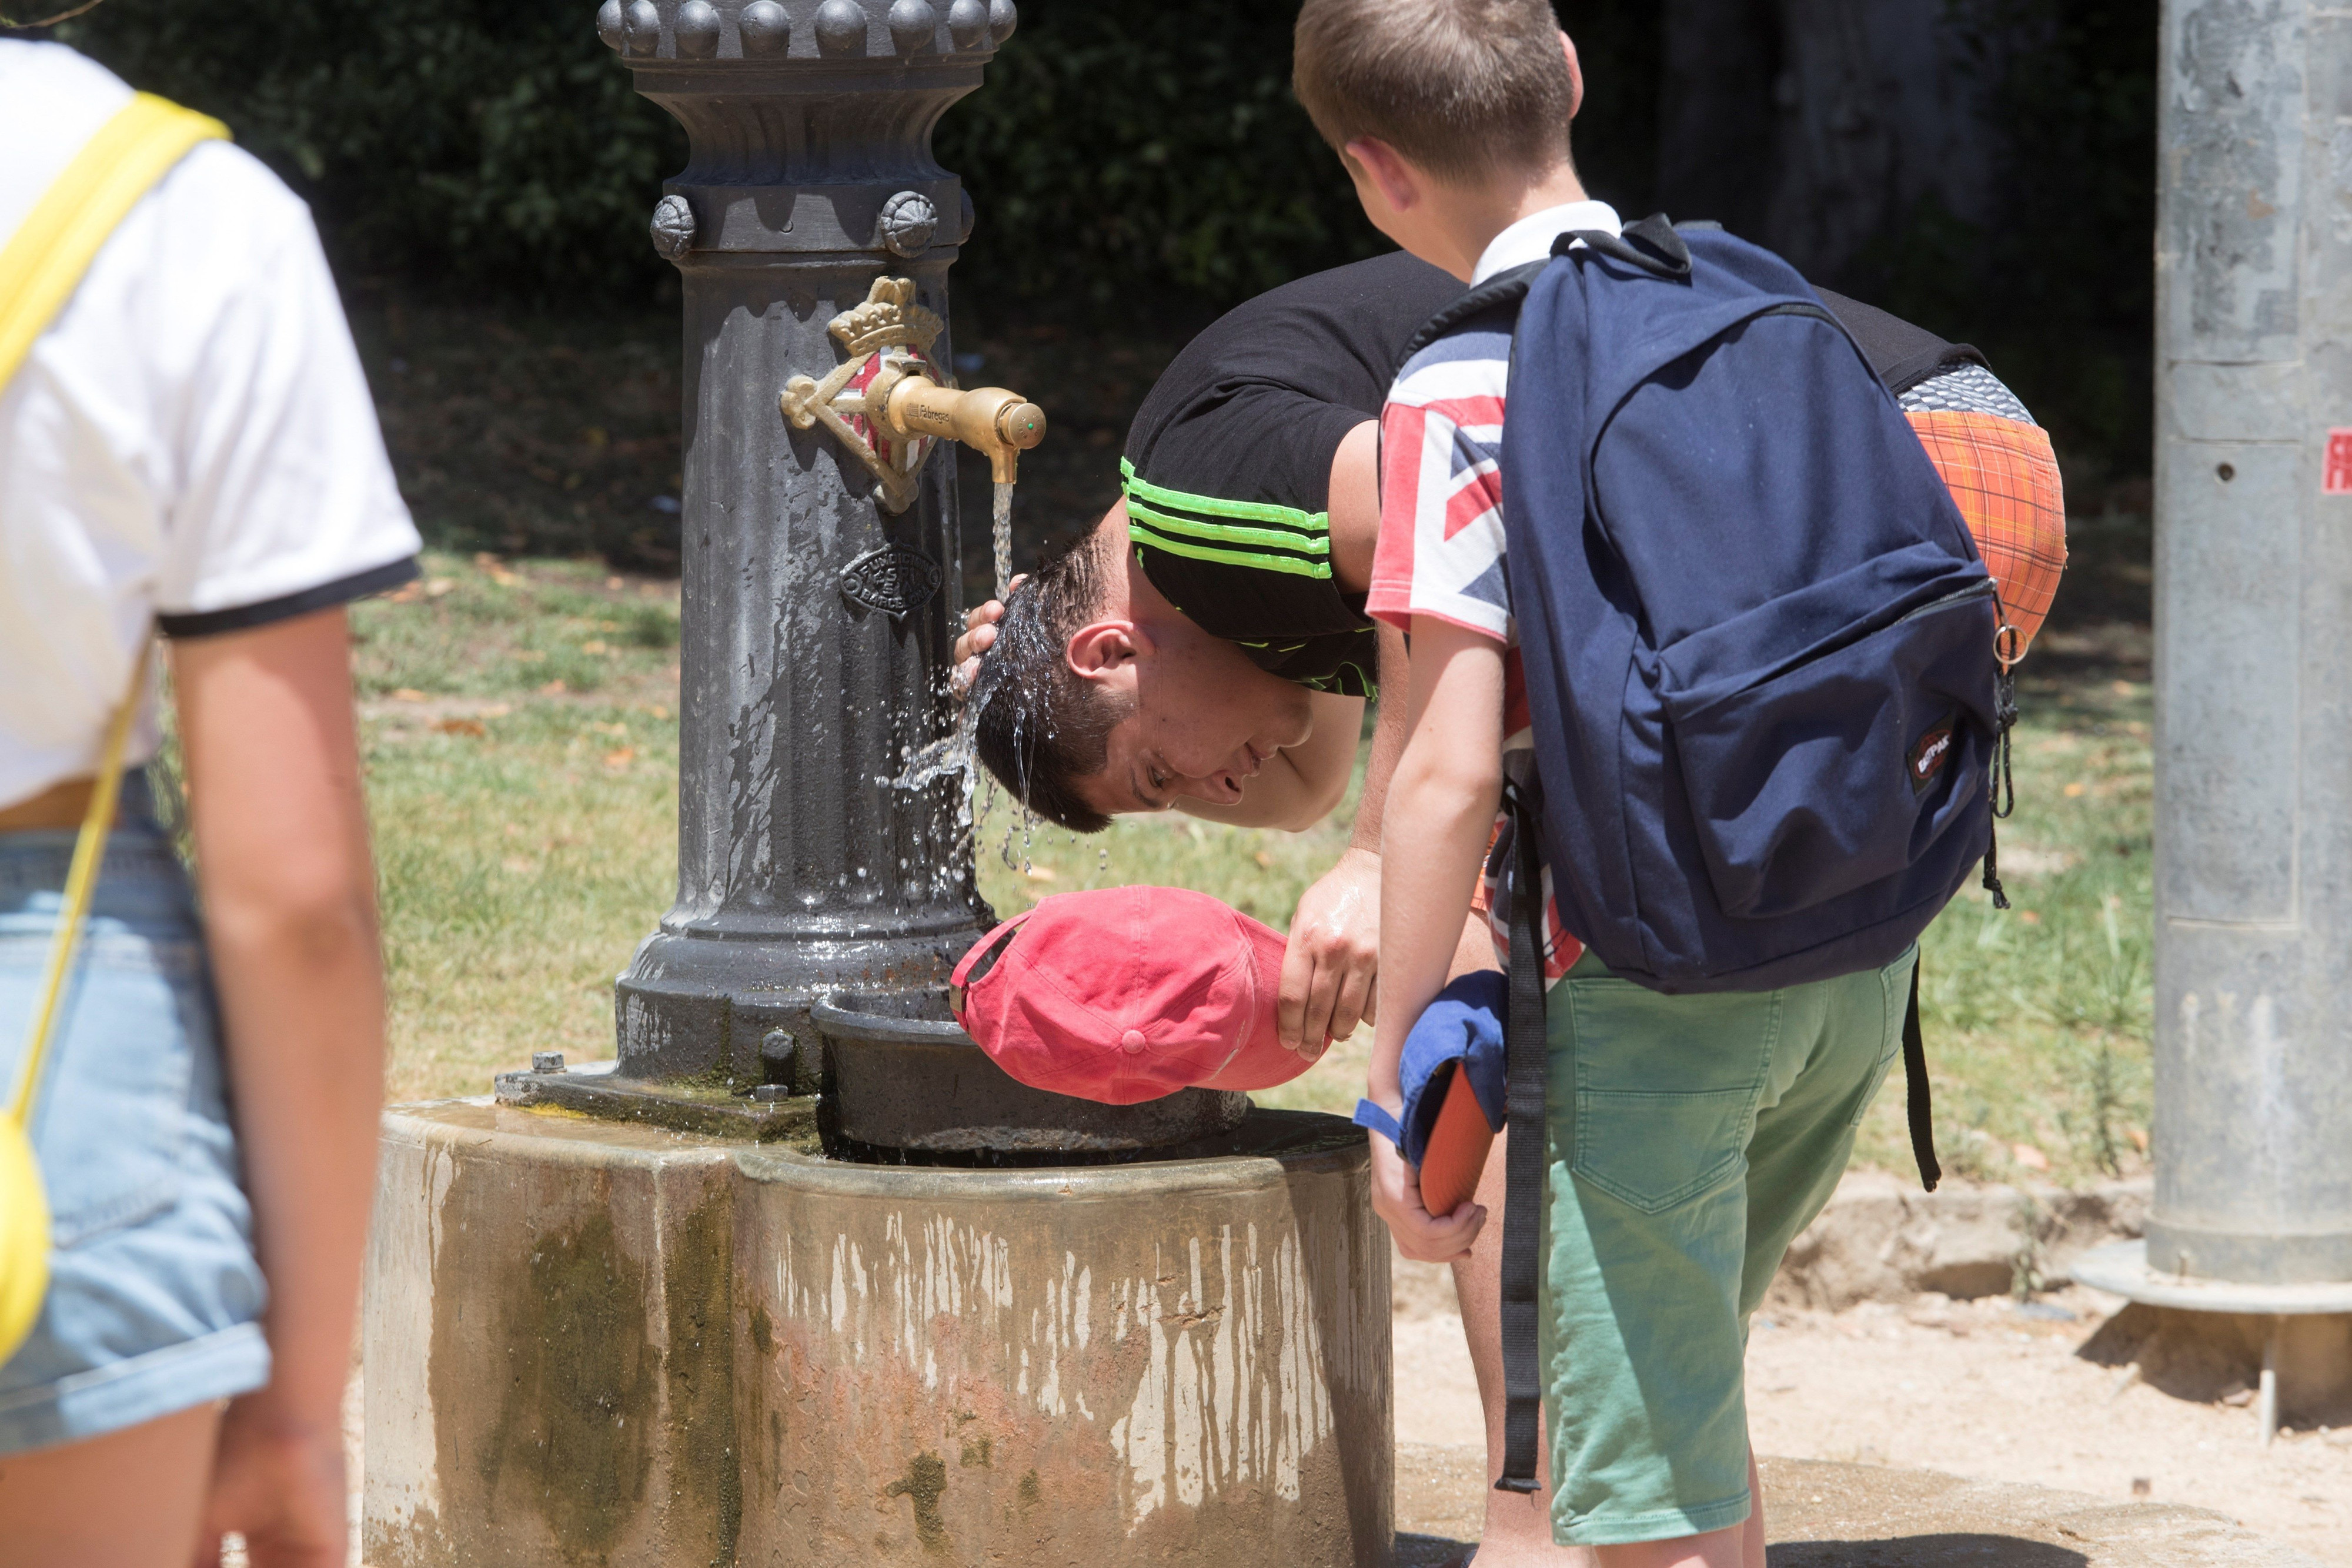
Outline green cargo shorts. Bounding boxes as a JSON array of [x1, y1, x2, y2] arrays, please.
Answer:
[[1540, 945, 1916, 1547]]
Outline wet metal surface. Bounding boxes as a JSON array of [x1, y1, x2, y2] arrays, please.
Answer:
[[813, 991, 1248, 1156], [610, 0, 1006, 1085]]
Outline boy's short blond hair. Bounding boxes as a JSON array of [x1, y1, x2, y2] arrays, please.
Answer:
[[1292, 0, 1575, 182]]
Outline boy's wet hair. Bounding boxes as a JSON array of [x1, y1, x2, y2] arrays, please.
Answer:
[[971, 526, 1132, 835], [1292, 0, 1575, 183]]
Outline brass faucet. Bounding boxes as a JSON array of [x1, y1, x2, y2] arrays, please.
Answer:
[[781, 278, 1045, 513]]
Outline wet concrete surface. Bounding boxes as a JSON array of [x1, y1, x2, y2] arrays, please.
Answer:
[[1392, 1447, 2328, 1567]]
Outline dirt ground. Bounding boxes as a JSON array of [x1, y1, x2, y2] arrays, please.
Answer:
[[1396, 1282, 2351, 1564], [311, 1282, 2346, 1566]]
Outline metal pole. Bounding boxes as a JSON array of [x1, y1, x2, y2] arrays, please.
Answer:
[[2149, 0, 2352, 1292], [2079, 0, 2352, 1436]]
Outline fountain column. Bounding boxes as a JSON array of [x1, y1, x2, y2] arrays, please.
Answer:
[[601, 0, 1000, 1090]]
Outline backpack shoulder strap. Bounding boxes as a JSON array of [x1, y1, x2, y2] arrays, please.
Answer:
[[1809, 285, 1987, 397], [1398, 212, 1712, 367], [0, 92, 230, 392], [1398, 260, 1548, 365], [1495, 777, 1551, 1495]]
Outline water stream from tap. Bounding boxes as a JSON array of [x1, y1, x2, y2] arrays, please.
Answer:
[[992, 479, 1014, 603], [881, 476, 1108, 889]]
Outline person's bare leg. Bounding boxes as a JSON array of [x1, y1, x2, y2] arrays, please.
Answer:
[[0, 1400, 223, 1566], [1738, 1446, 1765, 1567], [1588, 1525, 1747, 1568], [1451, 1126, 1598, 1564], [1580, 1450, 1766, 1568]]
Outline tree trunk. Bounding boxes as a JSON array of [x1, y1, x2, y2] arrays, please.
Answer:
[[1656, 0, 2007, 282], [1655, 0, 1780, 238]]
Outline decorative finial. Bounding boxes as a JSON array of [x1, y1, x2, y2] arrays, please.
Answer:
[[739, 0, 790, 55], [674, 0, 721, 56], [878, 192, 939, 259], [814, 0, 866, 55], [887, 0, 937, 55], [650, 195, 697, 260], [622, 0, 659, 55]]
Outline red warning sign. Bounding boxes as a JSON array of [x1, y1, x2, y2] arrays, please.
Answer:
[[2327, 429, 2352, 494]]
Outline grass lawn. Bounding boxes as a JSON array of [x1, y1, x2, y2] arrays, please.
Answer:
[[358, 532, 2154, 1191]]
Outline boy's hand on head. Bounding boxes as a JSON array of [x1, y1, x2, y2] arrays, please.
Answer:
[[1279, 845, 1381, 1055], [949, 574, 1026, 697], [1367, 1132, 1485, 1262]]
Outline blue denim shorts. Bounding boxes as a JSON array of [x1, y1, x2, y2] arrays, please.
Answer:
[[0, 791, 269, 1455]]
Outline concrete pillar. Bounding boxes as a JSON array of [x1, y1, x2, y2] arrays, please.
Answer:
[[363, 1105, 744, 1564], [2149, 0, 2352, 1288]]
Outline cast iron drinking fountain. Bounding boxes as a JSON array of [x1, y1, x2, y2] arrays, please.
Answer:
[[486, 0, 1252, 1160], [360, 6, 1389, 1565]]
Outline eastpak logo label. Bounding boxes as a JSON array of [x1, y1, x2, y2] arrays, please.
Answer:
[[1909, 714, 1957, 794]]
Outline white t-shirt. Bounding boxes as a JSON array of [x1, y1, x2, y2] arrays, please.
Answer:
[[0, 42, 420, 809]]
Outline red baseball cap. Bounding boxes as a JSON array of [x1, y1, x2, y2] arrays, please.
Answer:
[[948, 885, 1309, 1104]]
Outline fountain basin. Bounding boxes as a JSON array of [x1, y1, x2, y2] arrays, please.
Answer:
[[363, 1098, 1392, 1567], [815, 990, 1250, 1159]]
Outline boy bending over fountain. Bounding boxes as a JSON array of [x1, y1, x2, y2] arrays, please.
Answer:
[[954, 249, 1478, 1062]]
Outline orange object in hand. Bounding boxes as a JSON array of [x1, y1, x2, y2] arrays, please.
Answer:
[[1418, 1062, 1496, 1217], [1355, 971, 1508, 1215]]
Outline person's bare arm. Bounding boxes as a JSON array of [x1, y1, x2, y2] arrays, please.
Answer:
[[1369, 616, 1506, 1263], [1246, 618, 1412, 1053], [173, 606, 385, 1567], [1347, 620, 1408, 850]]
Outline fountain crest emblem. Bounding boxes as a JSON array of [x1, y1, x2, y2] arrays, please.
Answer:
[[781, 277, 949, 514]]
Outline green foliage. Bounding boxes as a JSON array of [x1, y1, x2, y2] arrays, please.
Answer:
[[941, 0, 1657, 312], [60, 0, 684, 302], [1978, 0, 2157, 482], [56, 0, 1645, 317], [1852, 0, 2157, 482], [58, 0, 2152, 474], [1551, 0, 1661, 218], [937, 1, 1381, 310]]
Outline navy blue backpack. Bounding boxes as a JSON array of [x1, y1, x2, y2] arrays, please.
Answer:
[[1430, 216, 2014, 1496], [1505, 216, 2001, 991]]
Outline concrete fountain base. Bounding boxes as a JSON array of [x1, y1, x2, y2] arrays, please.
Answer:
[[362, 1098, 1391, 1567]]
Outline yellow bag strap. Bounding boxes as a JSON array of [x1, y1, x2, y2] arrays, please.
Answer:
[[0, 91, 229, 390], [4, 636, 154, 1126], [0, 93, 219, 1124]]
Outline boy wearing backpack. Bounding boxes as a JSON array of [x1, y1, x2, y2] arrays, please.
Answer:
[[1297, 2, 2025, 1563]]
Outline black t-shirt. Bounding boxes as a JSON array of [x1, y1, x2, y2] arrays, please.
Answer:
[[1122, 250, 1464, 696]]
